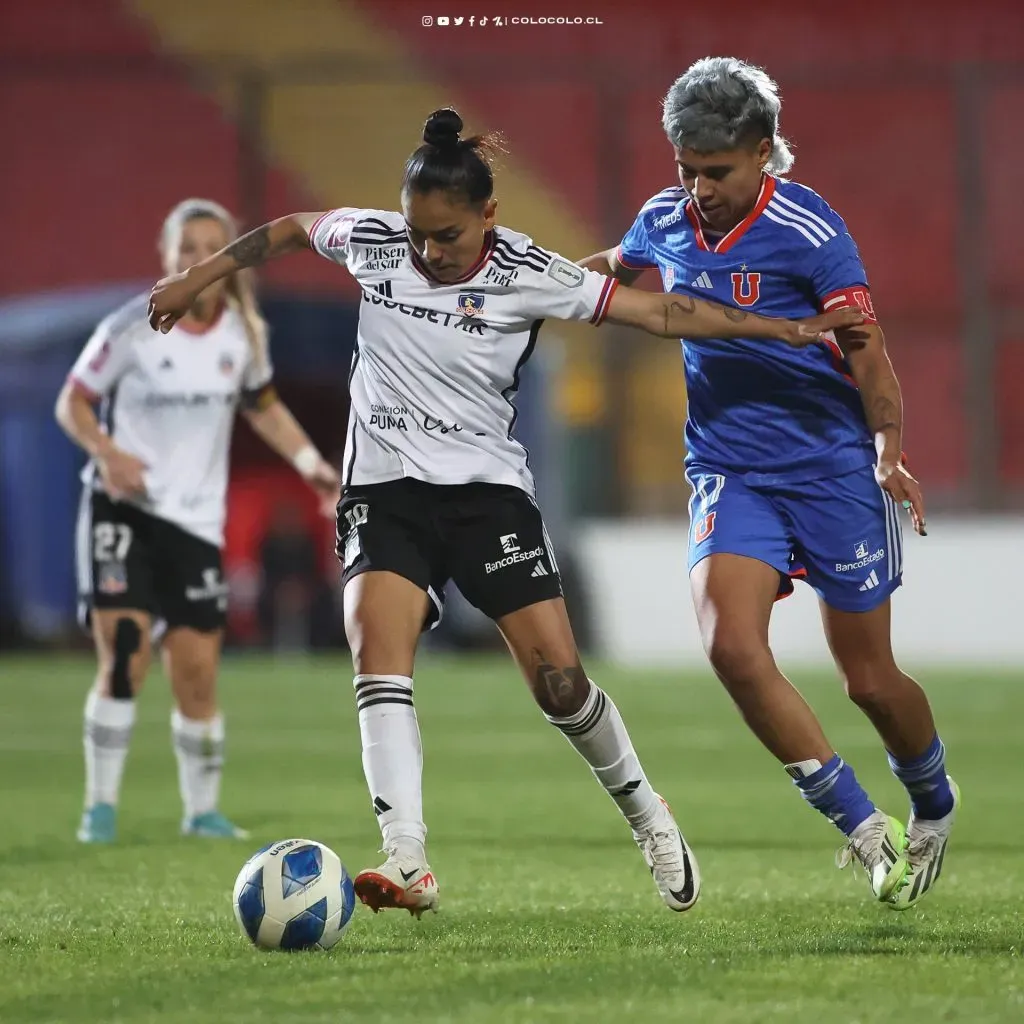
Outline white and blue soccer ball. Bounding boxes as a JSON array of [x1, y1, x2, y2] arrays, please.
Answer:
[[232, 838, 356, 951]]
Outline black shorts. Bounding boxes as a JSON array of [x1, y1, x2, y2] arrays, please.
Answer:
[[337, 479, 562, 629], [75, 489, 227, 633]]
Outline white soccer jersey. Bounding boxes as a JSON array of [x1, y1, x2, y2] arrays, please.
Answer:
[[309, 208, 618, 495], [69, 295, 273, 547]]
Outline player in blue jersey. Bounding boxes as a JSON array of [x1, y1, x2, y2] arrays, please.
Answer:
[[581, 58, 957, 909]]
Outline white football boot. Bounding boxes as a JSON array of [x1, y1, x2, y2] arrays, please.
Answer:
[[836, 809, 910, 904], [354, 843, 439, 918], [632, 796, 701, 912], [892, 776, 960, 911]]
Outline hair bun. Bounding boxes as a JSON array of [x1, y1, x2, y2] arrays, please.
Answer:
[[423, 107, 463, 149]]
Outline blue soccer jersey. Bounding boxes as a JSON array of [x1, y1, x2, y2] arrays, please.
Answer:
[[619, 177, 903, 611], [618, 176, 877, 486]]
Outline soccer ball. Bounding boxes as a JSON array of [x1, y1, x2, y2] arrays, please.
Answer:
[[232, 838, 356, 951]]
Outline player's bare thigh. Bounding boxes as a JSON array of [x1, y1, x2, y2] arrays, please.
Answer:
[[344, 571, 430, 677], [496, 597, 589, 716], [161, 627, 223, 720], [689, 553, 779, 678], [91, 608, 152, 697]]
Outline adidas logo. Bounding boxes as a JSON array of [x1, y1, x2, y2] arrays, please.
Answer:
[[859, 569, 880, 592], [372, 280, 393, 298], [530, 561, 549, 578], [691, 271, 713, 289], [611, 779, 642, 797]]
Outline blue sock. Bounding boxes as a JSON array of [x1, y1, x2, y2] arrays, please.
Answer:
[[786, 754, 876, 836], [888, 734, 954, 820]]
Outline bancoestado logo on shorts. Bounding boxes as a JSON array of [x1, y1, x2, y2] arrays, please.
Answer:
[[835, 549, 885, 572], [485, 546, 544, 574]]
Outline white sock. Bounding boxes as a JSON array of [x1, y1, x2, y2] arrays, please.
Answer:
[[170, 709, 225, 820], [83, 690, 136, 808], [546, 682, 660, 831], [354, 674, 426, 859]]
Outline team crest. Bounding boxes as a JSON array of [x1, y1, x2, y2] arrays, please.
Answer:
[[663, 266, 675, 290], [97, 562, 128, 595], [219, 353, 235, 375], [327, 214, 356, 248], [457, 292, 485, 317], [731, 271, 761, 306], [694, 511, 717, 543]]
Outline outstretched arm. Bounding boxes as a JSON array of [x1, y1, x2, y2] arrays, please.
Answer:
[[148, 213, 323, 333], [604, 284, 865, 345], [578, 247, 644, 285]]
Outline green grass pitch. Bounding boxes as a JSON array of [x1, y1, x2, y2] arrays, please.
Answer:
[[0, 654, 1021, 1022]]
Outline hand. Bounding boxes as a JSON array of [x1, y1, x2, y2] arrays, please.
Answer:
[[301, 457, 342, 518], [148, 271, 202, 333], [98, 446, 148, 500], [781, 307, 866, 347], [876, 457, 927, 536]]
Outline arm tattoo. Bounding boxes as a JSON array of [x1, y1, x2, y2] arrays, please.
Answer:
[[530, 648, 588, 714], [841, 328, 902, 442], [661, 296, 696, 335], [660, 295, 749, 334], [868, 393, 901, 436], [858, 357, 903, 448], [224, 225, 271, 268]]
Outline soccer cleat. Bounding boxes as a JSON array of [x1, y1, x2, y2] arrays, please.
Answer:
[[77, 803, 116, 843], [181, 811, 250, 839], [632, 796, 701, 912], [353, 845, 439, 918], [835, 809, 909, 904], [892, 775, 960, 911]]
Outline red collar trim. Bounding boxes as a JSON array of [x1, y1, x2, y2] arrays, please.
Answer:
[[177, 300, 226, 335], [685, 175, 776, 254], [410, 231, 495, 285]]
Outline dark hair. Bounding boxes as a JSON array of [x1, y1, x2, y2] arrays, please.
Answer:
[[402, 107, 503, 204]]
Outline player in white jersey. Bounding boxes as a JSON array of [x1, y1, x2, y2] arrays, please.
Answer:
[[55, 198, 340, 845], [148, 109, 861, 915]]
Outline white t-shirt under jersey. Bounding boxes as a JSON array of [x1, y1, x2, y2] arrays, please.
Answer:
[[309, 208, 619, 496], [69, 295, 273, 547]]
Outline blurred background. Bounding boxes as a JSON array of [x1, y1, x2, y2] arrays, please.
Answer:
[[1, 0, 1021, 664]]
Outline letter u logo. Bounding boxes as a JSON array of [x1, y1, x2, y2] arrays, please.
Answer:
[[694, 511, 717, 543], [731, 271, 761, 306]]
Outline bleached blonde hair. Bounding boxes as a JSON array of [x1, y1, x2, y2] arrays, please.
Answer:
[[160, 198, 269, 372]]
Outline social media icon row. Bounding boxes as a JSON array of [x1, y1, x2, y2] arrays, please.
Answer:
[[422, 15, 504, 26]]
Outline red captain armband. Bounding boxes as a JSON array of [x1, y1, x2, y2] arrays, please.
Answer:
[[819, 287, 878, 325]]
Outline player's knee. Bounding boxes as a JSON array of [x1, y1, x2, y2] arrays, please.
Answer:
[[102, 617, 147, 698], [839, 658, 899, 711], [169, 649, 218, 716], [346, 608, 417, 676], [348, 623, 417, 677], [703, 629, 772, 690], [344, 580, 421, 676]]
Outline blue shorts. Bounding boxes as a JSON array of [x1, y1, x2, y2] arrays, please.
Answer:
[[685, 464, 904, 612]]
